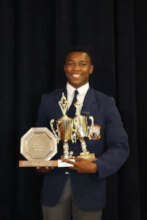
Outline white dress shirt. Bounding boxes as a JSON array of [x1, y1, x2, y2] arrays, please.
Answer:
[[66, 82, 89, 109]]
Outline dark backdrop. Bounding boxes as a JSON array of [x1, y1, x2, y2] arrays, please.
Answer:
[[0, 0, 146, 220]]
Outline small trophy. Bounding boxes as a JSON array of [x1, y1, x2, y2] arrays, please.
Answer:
[[73, 101, 96, 159]]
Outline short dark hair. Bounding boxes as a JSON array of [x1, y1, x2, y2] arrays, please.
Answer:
[[64, 45, 94, 64]]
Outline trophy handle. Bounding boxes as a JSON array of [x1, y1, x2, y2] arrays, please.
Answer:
[[88, 116, 94, 139], [89, 116, 94, 126], [50, 119, 60, 143]]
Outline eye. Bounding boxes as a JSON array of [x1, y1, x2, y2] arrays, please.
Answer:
[[66, 62, 75, 66], [80, 63, 86, 66]]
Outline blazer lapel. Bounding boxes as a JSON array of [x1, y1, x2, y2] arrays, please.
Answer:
[[81, 88, 99, 116]]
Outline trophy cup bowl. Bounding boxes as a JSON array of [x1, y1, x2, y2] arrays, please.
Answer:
[[50, 115, 74, 159], [73, 115, 96, 159], [74, 115, 88, 138], [58, 116, 73, 141]]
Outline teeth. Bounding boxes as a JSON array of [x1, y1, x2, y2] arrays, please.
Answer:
[[72, 74, 80, 78]]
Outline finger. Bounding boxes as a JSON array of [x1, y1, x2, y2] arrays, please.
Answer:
[[45, 166, 54, 171], [74, 157, 82, 162], [36, 167, 45, 172], [68, 166, 79, 172], [36, 167, 46, 172], [74, 158, 90, 162], [62, 159, 77, 166], [90, 158, 98, 162], [68, 166, 77, 170]]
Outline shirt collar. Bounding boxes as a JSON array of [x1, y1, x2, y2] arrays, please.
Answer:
[[66, 82, 89, 96]]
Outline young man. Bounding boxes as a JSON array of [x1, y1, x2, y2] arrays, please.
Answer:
[[36, 46, 129, 220]]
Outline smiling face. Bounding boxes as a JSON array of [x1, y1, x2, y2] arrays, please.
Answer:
[[64, 52, 94, 88]]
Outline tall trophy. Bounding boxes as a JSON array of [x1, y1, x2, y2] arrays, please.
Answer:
[[19, 93, 101, 167], [50, 94, 74, 159]]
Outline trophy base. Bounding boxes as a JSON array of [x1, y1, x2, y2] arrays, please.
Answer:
[[19, 160, 58, 167], [61, 155, 75, 160], [77, 152, 96, 160], [19, 160, 74, 167]]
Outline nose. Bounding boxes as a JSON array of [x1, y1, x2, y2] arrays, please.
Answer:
[[72, 64, 80, 71]]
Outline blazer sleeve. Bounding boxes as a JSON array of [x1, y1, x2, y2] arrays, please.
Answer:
[[96, 97, 129, 179]]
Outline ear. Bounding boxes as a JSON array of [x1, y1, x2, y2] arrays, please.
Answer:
[[90, 65, 94, 74]]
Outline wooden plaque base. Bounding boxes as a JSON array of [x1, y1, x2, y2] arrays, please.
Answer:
[[19, 159, 74, 167]]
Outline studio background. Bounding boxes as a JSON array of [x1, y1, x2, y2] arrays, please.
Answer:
[[0, 0, 146, 220]]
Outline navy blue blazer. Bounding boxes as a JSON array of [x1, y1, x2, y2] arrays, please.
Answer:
[[36, 88, 129, 211]]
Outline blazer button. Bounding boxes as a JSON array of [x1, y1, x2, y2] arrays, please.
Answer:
[[65, 171, 69, 175]]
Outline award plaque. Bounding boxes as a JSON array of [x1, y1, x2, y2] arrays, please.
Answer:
[[19, 127, 58, 167]]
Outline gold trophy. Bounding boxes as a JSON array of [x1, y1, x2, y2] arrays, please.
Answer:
[[50, 93, 74, 159], [72, 100, 101, 159], [50, 93, 101, 160]]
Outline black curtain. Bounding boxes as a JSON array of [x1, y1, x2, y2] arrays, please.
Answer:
[[1, 0, 146, 219]]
